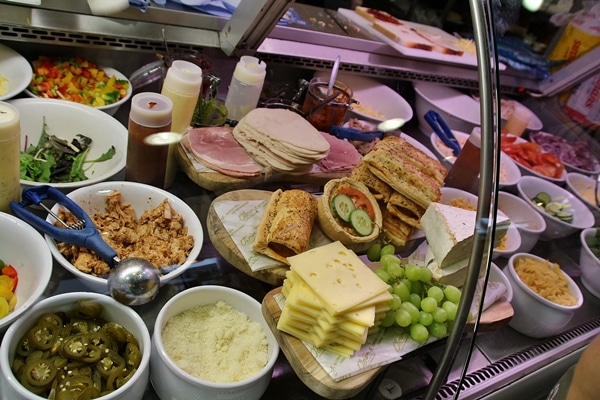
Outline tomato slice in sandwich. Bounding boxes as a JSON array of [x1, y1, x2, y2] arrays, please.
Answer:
[[337, 186, 376, 221]]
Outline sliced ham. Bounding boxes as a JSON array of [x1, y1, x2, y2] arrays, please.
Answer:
[[317, 132, 362, 172], [182, 127, 263, 178]]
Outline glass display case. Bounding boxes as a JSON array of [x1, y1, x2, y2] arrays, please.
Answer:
[[0, 1, 599, 399]]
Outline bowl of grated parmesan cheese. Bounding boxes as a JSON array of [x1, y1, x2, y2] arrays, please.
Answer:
[[150, 285, 279, 400]]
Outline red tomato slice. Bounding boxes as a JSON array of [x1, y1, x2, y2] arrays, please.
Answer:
[[337, 187, 376, 221]]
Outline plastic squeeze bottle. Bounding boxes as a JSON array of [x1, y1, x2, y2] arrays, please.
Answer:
[[160, 59, 203, 188], [224, 56, 267, 122], [0, 101, 20, 213], [125, 92, 173, 188]]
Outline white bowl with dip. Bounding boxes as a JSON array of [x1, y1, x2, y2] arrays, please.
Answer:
[[566, 172, 600, 226], [150, 285, 279, 400]]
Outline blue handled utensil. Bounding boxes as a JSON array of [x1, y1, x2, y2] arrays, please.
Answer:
[[424, 109, 462, 156], [10, 185, 161, 306], [329, 125, 383, 142], [10, 185, 119, 266]]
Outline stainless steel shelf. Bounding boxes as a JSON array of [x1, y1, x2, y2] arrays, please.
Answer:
[[0, 1, 540, 94]]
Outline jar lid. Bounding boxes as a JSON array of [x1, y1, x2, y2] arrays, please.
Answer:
[[130, 92, 173, 128], [233, 56, 267, 86], [0, 102, 20, 138]]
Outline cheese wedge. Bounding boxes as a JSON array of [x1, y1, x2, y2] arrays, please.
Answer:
[[421, 202, 510, 268], [425, 245, 471, 286]]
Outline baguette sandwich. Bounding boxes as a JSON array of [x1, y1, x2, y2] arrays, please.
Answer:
[[253, 189, 318, 265]]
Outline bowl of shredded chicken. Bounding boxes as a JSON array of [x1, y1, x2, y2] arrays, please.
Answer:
[[44, 181, 203, 293]]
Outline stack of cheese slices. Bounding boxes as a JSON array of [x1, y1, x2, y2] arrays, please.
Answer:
[[233, 108, 330, 174], [277, 241, 392, 357], [420, 202, 511, 287], [350, 135, 446, 248]]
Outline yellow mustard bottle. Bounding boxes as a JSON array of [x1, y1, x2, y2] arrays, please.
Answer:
[[0, 101, 20, 213]]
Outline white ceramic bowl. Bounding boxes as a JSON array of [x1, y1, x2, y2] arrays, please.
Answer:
[[0, 212, 52, 333], [0, 43, 32, 101], [493, 223, 521, 260], [10, 98, 127, 191], [413, 81, 480, 135], [45, 181, 204, 293], [25, 66, 132, 116], [503, 134, 567, 184], [566, 172, 600, 226], [314, 71, 413, 124], [517, 176, 594, 240], [431, 131, 521, 189], [0, 292, 151, 400], [150, 285, 279, 400], [505, 253, 583, 338], [497, 191, 546, 254], [489, 261, 513, 303], [438, 187, 519, 258], [579, 228, 600, 298]]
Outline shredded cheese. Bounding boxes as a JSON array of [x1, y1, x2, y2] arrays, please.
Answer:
[[162, 300, 269, 383]]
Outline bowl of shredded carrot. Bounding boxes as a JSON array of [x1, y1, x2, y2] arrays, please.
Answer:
[[505, 253, 583, 338], [25, 55, 132, 116]]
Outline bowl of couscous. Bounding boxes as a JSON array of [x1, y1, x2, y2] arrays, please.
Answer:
[[150, 285, 279, 400]]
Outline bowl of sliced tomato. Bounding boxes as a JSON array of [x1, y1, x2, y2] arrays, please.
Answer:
[[501, 134, 567, 184], [25, 56, 132, 116]]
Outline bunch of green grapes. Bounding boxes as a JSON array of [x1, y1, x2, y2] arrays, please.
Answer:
[[368, 244, 462, 344]]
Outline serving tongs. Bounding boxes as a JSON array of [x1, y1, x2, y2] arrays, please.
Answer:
[[10, 186, 120, 267], [424, 109, 462, 156]]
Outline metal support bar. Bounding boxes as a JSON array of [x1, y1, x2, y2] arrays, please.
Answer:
[[220, 0, 294, 57], [424, 0, 502, 398]]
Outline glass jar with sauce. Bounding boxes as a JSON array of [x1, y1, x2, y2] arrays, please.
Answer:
[[0, 102, 20, 213], [302, 78, 353, 132], [125, 93, 173, 187]]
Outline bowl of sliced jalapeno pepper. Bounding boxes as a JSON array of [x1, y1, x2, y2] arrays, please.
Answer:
[[0, 292, 151, 400]]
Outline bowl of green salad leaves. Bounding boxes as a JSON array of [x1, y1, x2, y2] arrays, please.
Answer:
[[10, 98, 126, 191]]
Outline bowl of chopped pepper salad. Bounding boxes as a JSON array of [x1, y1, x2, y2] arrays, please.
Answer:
[[25, 56, 132, 116], [9, 97, 127, 190]]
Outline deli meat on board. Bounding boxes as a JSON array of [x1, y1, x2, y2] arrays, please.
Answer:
[[181, 127, 263, 178], [317, 132, 362, 172]]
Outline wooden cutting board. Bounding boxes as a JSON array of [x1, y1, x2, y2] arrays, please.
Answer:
[[207, 189, 289, 286], [261, 286, 513, 399], [177, 143, 348, 193], [261, 287, 385, 399]]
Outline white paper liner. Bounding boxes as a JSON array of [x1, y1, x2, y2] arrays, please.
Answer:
[[213, 200, 332, 271], [273, 293, 432, 382], [214, 199, 507, 380]]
